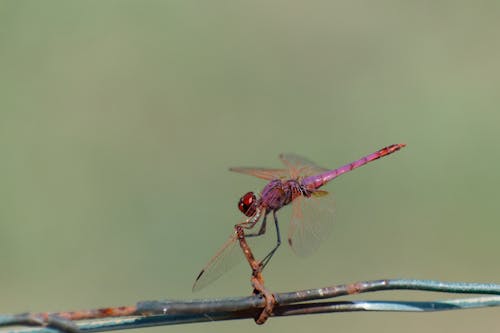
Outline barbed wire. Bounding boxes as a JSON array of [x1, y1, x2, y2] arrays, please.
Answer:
[[1, 279, 499, 333]]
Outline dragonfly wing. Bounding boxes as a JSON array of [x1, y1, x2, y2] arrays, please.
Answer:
[[229, 167, 289, 180], [279, 153, 329, 179], [193, 207, 266, 292], [287, 190, 335, 257], [192, 231, 242, 292]]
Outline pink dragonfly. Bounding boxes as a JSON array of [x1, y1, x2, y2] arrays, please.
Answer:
[[192, 144, 406, 291]]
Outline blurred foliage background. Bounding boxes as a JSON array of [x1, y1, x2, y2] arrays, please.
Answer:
[[1, 1, 500, 332]]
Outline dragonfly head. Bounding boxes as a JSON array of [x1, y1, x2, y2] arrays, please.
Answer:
[[238, 192, 258, 217]]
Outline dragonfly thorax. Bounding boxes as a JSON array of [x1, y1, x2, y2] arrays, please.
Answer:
[[259, 179, 310, 212]]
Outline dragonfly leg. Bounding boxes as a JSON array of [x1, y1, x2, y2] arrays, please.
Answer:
[[237, 209, 263, 231], [260, 210, 281, 270], [245, 215, 268, 238]]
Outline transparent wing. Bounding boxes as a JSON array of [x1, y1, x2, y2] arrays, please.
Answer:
[[229, 167, 289, 180], [287, 190, 335, 257], [192, 209, 265, 292], [192, 231, 241, 292], [279, 153, 329, 179]]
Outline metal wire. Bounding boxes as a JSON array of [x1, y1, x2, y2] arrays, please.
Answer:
[[1, 279, 500, 333]]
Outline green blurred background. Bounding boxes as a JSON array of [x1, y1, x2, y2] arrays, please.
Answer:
[[1, 1, 500, 332]]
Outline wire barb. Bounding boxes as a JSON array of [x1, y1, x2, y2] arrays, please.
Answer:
[[235, 224, 276, 324]]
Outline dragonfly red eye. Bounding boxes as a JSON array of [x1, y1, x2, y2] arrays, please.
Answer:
[[238, 192, 257, 217]]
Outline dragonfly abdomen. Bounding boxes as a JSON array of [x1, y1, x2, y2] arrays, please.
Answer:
[[302, 144, 406, 189]]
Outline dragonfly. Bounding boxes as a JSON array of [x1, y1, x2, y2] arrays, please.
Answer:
[[192, 144, 406, 291]]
